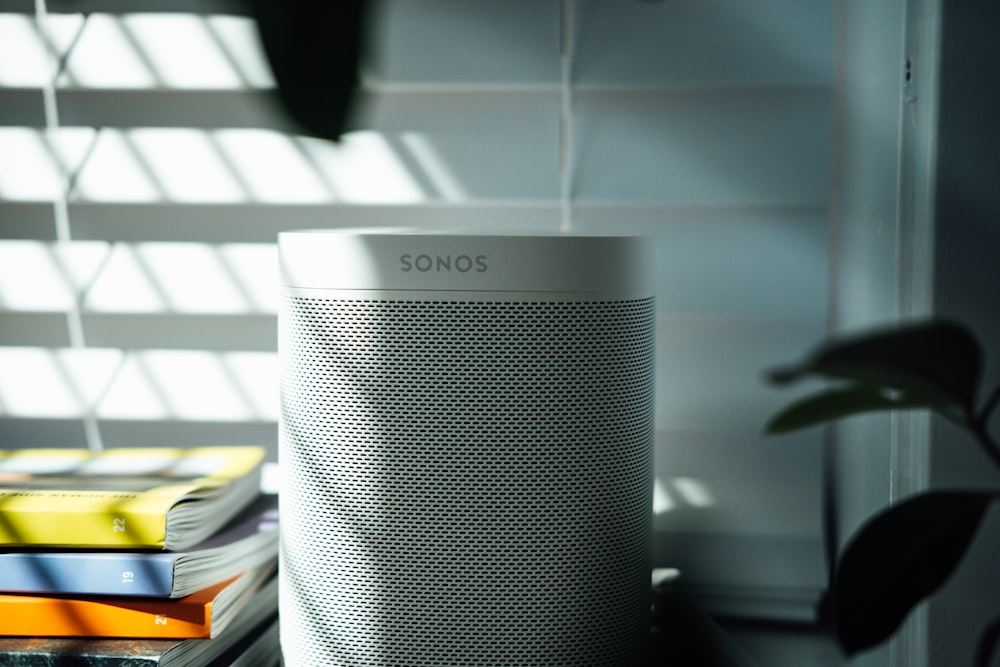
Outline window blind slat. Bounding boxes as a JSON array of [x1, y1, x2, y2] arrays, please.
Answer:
[[0, 313, 276, 350], [0, 88, 292, 129], [0, 201, 562, 241]]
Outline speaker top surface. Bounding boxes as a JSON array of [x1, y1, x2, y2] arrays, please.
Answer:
[[279, 229, 653, 295]]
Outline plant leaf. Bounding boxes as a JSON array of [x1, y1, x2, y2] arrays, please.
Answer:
[[767, 320, 983, 414], [249, 2, 367, 141], [764, 384, 932, 434], [834, 491, 996, 655]]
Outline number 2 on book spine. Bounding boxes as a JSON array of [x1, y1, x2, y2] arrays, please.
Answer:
[[113, 517, 126, 533], [155, 615, 167, 626]]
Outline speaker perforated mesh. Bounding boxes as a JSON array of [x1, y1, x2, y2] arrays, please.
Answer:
[[280, 296, 655, 665]]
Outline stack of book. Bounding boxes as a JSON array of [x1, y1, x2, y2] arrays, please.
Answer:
[[0, 446, 279, 666]]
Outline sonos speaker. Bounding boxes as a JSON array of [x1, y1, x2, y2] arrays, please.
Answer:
[[279, 230, 655, 665]]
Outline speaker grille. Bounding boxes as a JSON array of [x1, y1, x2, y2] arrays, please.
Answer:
[[280, 297, 655, 665]]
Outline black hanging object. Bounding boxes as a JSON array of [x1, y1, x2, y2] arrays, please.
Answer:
[[247, 0, 369, 141]]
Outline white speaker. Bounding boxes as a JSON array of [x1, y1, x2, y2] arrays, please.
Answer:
[[279, 230, 655, 665]]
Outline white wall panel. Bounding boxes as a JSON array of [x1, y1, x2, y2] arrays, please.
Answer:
[[361, 92, 561, 200], [368, 0, 560, 85], [575, 0, 835, 87], [574, 88, 832, 205], [574, 206, 829, 317], [655, 316, 826, 432]]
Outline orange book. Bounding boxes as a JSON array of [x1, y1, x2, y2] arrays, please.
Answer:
[[0, 563, 274, 639]]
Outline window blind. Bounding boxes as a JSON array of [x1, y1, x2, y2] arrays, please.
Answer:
[[0, 0, 836, 621]]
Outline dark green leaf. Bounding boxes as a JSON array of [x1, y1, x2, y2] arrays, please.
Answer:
[[834, 491, 996, 655], [767, 320, 983, 414], [249, 2, 368, 141], [764, 384, 931, 434]]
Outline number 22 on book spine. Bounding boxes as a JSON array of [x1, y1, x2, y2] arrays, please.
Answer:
[[113, 517, 126, 532]]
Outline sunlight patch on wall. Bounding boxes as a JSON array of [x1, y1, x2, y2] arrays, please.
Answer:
[[136, 243, 253, 314], [653, 476, 717, 515], [56, 347, 123, 414], [653, 478, 675, 514], [399, 132, 468, 202], [51, 240, 111, 293], [82, 242, 276, 314], [301, 132, 427, 203], [221, 352, 279, 419], [213, 129, 332, 203], [82, 244, 166, 312], [100, 350, 279, 421], [0, 241, 107, 311], [0, 347, 278, 422], [65, 14, 157, 88], [0, 129, 64, 200], [217, 243, 280, 312], [128, 129, 247, 203], [0, 242, 70, 311], [0, 348, 78, 418], [0, 14, 54, 87], [139, 350, 255, 421], [1, 11, 269, 90], [0, 127, 439, 205], [0, 347, 121, 418], [73, 129, 162, 201], [0, 13, 87, 86], [0, 241, 279, 315], [94, 352, 169, 420], [121, 14, 243, 89], [0, 128, 98, 201], [671, 476, 716, 508], [204, 15, 275, 88]]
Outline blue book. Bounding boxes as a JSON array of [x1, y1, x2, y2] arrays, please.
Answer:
[[0, 494, 277, 598]]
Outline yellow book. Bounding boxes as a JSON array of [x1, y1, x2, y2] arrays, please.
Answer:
[[0, 446, 264, 549]]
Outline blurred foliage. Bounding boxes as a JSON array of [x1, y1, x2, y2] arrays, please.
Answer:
[[765, 319, 1000, 660]]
